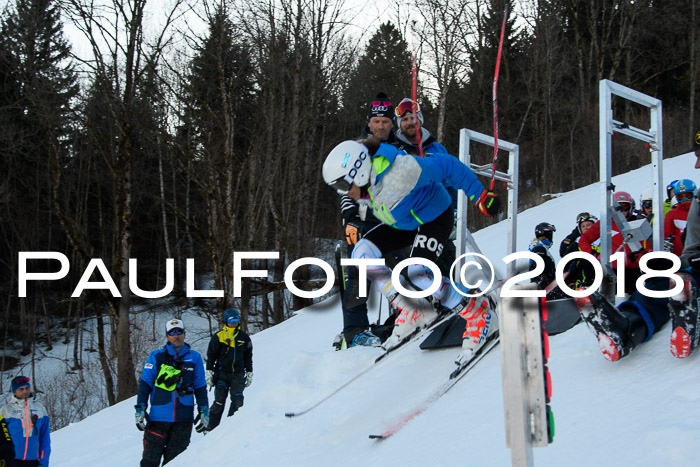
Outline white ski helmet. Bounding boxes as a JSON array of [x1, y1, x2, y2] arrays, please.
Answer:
[[323, 141, 372, 194]]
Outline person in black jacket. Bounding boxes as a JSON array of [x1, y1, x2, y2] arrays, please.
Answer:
[[335, 93, 396, 349], [201, 308, 253, 432], [529, 222, 557, 290], [0, 413, 14, 467], [559, 212, 598, 290]]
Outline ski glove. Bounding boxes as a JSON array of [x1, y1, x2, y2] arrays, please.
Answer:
[[195, 406, 210, 434], [134, 403, 147, 431], [688, 255, 700, 276], [205, 369, 215, 388], [245, 371, 254, 387], [664, 235, 675, 253], [476, 190, 501, 217], [345, 222, 361, 245]]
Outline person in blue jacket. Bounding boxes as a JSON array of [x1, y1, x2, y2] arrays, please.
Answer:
[[322, 137, 501, 349], [0, 375, 50, 466], [135, 319, 209, 466]]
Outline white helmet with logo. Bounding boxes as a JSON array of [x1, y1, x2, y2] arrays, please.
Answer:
[[322, 141, 372, 194]]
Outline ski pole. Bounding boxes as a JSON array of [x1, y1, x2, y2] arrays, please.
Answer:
[[410, 20, 424, 158], [489, 0, 509, 190]]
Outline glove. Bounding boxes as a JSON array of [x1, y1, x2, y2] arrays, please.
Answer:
[[664, 235, 675, 252], [195, 406, 210, 433], [688, 255, 700, 276], [134, 403, 147, 431], [205, 370, 215, 388], [476, 190, 501, 217], [245, 372, 254, 387], [358, 135, 380, 155], [345, 222, 360, 245]]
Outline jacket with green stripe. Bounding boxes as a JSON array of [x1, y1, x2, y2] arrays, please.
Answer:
[[364, 143, 485, 230], [206, 326, 253, 375]]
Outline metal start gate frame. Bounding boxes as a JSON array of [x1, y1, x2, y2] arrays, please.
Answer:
[[456, 129, 518, 278], [599, 80, 663, 296]]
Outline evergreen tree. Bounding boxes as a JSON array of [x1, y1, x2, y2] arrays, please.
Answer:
[[341, 22, 413, 136], [0, 0, 78, 353], [181, 4, 257, 316]]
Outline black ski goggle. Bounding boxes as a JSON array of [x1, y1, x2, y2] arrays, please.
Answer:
[[328, 176, 352, 194]]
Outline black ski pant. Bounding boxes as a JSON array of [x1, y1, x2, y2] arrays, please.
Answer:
[[208, 372, 246, 430], [140, 420, 192, 466], [342, 242, 370, 333], [363, 208, 453, 265]]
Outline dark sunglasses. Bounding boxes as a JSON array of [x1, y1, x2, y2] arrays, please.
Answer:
[[167, 328, 184, 336], [372, 100, 392, 108], [395, 99, 420, 118]]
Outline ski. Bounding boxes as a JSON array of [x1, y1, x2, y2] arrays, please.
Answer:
[[368, 333, 500, 440], [374, 309, 450, 363], [284, 307, 456, 418]]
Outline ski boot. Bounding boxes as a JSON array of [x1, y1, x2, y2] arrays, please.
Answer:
[[382, 293, 437, 350], [342, 328, 381, 349], [668, 272, 700, 358], [575, 293, 647, 362], [454, 295, 499, 366]]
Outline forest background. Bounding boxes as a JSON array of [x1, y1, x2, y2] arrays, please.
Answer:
[[0, 0, 698, 423]]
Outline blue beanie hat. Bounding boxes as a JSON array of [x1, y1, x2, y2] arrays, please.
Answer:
[[11, 375, 30, 393]]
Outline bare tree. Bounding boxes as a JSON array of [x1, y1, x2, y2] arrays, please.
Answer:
[[61, 0, 188, 402]]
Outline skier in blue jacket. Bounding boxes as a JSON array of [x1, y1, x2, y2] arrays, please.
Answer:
[[0, 376, 50, 466], [322, 137, 501, 350], [135, 319, 208, 466]]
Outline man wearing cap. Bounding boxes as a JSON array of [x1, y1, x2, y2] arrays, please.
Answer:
[[0, 375, 50, 466], [135, 318, 208, 466], [199, 308, 253, 431], [393, 98, 460, 273], [334, 92, 399, 349]]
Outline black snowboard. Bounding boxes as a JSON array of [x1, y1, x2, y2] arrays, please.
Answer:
[[419, 314, 467, 349], [544, 297, 582, 336], [419, 296, 582, 349]]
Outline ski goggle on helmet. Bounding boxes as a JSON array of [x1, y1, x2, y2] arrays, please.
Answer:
[[394, 98, 424, 124], [323, 141, 372, 195], [613, 191, 633, 210], [576, 212, 598, 233], [223, 308, 241, 325], [674, 179, 697, 202]]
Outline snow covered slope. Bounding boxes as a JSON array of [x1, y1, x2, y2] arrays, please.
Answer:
[[51, 153, 700, 467]]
